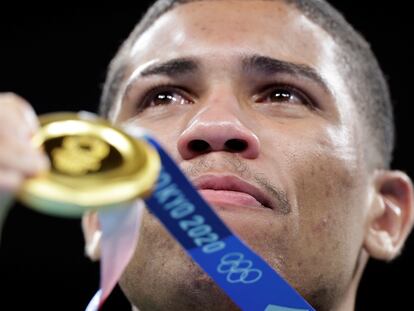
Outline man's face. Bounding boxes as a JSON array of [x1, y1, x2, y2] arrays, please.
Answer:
[[111, 1, 370, 309]]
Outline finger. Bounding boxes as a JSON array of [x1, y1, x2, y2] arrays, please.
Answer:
[[0, 92, 39, 138], [0, 138, 50, 175]]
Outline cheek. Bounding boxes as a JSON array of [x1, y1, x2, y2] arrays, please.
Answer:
[[267, 122, 361, 217], [294, 149, 356, 211], [286, 131, 366, 263]]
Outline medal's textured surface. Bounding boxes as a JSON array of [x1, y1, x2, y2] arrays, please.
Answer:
[[19, 112, 160, 217]]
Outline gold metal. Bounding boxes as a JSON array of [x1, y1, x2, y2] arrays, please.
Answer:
[[18, 112, 161, 217]]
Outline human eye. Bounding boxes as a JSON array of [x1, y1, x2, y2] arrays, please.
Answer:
[[139, 86, 193, 111], [256, 85, 315, 108]]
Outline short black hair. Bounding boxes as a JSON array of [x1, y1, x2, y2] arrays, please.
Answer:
[[99, 0, 394, 168]]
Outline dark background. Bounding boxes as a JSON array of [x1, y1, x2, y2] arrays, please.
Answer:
[[0, 1, 413, 310]]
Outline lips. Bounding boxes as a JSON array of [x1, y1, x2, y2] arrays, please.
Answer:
[[192, 175, 274, 210]]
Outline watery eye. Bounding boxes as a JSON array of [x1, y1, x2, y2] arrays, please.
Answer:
[[259, 86, 312, 107], [268, 89, 292, 102], [152, 92, 178, 105], [146, 89, 191, 108]]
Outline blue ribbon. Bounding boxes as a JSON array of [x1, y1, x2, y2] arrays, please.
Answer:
[[144, 136, 314, 311]]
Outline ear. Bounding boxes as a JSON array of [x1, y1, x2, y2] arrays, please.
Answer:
[[81, 211, 102, 261], [364, 170, 414, 261]]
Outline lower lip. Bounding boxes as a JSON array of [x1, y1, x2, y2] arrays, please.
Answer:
[[199, 189, 265, 209]]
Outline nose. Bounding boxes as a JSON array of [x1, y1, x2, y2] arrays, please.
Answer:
[[177, 106, 260, 160]]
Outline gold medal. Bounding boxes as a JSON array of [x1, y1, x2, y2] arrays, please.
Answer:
[[18, 112, 160, 217]]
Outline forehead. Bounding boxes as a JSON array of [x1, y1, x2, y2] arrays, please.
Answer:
[[129, 0, 340, 77]]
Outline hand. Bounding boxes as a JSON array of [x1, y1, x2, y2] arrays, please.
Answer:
[[0, 93, 50, 238]]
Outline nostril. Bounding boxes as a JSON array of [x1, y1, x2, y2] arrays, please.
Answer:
[[225, 139, 248, 152], [188, 139, 211, 153]]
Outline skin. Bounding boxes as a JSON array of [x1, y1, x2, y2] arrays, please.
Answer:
[[102, 1, 414, 310], [1, 1, 412, 311], [0, 93, 50, 238]]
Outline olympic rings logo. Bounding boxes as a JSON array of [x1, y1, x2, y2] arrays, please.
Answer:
[[217, 252, 263, 284]]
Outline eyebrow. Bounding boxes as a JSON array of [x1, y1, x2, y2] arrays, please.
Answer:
[[242, 54, 331, 94], [123, 58, 199, 97], [124, 54, 330, 96], [140, 58, 199, 77]]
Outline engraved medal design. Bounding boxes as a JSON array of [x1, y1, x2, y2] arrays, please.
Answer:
[[52, 135, 110, 175]]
